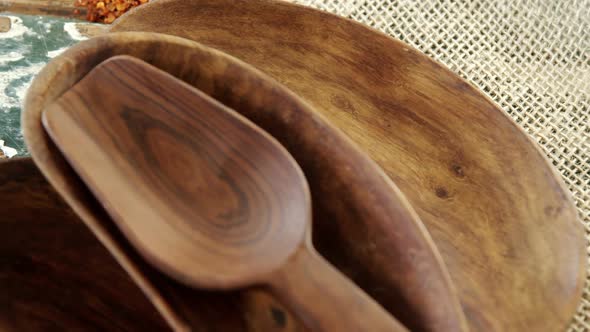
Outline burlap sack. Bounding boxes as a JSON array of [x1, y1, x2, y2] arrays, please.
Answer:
[[288, 0, 589, 330]]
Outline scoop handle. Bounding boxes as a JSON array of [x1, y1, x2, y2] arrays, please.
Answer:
[[268, 245, 409, 332]]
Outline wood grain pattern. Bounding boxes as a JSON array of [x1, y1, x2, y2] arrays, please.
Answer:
[[0, 157, 319, 331], [0, 158, 170, 331], [43, 56, 309, 290], [42, 55, 408, 331], [23, 33, 467, 331], [107, 1, 586, 331]]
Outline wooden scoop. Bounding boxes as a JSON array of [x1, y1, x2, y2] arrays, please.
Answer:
[[41, 55, 408, 332]]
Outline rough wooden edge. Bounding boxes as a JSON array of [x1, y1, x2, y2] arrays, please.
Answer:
[[74, 22, 108, 37], [0, 15, 10, 32], [0, 0, 86, 19]]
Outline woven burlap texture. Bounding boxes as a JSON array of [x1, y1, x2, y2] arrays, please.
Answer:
[[287, 0, 589, 330]]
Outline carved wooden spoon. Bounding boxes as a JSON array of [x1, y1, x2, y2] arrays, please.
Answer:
[[41, 55, 408, 332]]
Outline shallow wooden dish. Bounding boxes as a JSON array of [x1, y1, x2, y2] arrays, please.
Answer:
[[106, 0, 586, 331]]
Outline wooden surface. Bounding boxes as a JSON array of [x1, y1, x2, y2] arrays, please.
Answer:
[[74, 23, 108, 38], [0, 16, 10, 33], [23, 34, 467, 331], [0, 158, 169, 331], [106, 1, 586, 331], [271, 246, 409, 331], [42, 55, 408, 331], [0, 0, 84, 19]]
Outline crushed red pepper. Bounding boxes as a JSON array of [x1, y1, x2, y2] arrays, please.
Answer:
[[75, 0, 148, 24]]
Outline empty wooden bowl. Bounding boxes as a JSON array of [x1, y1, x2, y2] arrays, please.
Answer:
[[106, 1, 586, 331]]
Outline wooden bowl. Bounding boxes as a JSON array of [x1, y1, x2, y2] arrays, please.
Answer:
[[107, 1, 585, 331], [22, 33, 466, 332]]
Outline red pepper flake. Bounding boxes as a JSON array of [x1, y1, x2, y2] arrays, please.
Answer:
[[74, 0, 149, 24]]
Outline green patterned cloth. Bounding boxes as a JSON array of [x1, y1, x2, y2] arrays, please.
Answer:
[[0, 14, 84, 157]]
